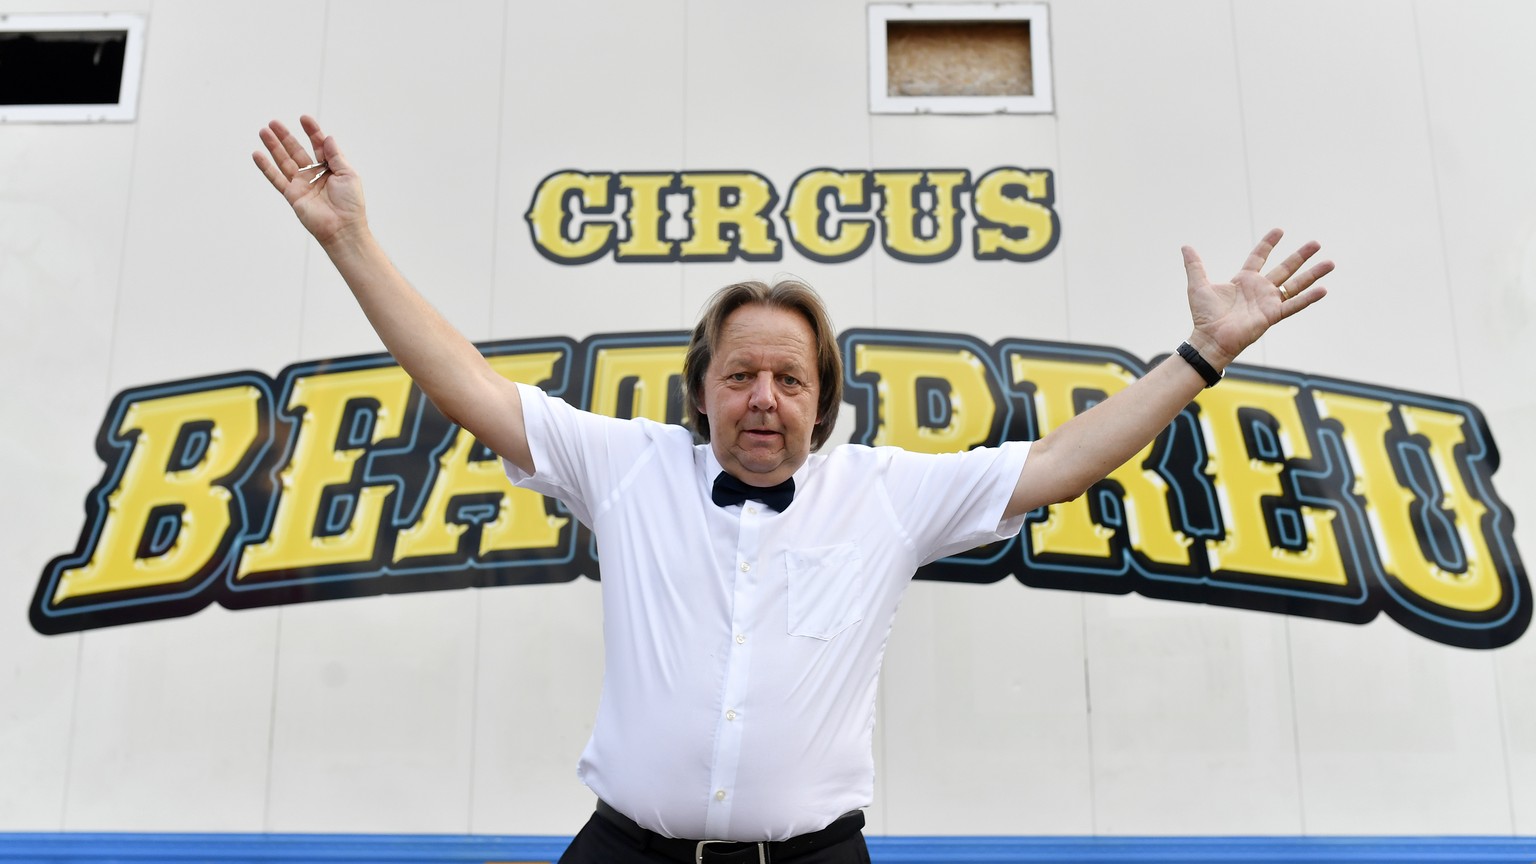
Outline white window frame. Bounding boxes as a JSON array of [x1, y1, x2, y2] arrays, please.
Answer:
[[0, 13, 147, 123], [869, 2, 1053, 115]]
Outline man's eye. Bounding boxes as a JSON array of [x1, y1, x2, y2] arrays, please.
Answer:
[[729, 373, 750, 382], [781, 376, 799, 387]]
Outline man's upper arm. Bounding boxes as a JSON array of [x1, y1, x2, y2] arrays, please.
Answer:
[[448, 370, 535, 477]]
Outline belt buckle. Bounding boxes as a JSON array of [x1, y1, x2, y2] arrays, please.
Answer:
[[695, 839, 767, 864]]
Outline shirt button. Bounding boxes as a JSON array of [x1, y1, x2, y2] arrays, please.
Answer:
[[740, 562, 750, 572], [726, 710, 737, 721], [715, 790, 727, 802], [746, 505, 757, 514], [735, 634, 746, 644]]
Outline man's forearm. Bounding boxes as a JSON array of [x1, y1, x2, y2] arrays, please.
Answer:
[[319, 226, 505, 430], [1005, 342, 1210, 518]]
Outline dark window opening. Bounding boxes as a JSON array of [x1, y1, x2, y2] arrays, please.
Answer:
[[0, 29, 128, 105]]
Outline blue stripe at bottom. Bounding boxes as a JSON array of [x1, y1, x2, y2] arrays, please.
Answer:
[[2, 834, 1536, 863]]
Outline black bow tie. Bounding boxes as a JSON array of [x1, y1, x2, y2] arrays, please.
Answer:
[[712, 472, 795, 512]]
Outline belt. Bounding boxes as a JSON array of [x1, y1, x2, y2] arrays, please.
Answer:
[[594, 799, 865, 864]]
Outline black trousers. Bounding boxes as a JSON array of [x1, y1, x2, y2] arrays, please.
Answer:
[[557, 809, 872, 864]]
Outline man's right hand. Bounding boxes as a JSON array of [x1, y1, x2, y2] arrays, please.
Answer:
[[249, 115, 535, 476], [253, 115, 367, 248]]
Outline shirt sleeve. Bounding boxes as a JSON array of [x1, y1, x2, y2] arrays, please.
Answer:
[[880, 441, 1031, 566], [503, 382, 660, 528]]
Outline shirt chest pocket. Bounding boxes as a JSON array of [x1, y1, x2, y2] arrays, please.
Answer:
[[784, 543, 865, 640]]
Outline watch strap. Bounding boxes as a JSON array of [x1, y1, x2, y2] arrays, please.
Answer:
[[1176, 341, 1222, 387]]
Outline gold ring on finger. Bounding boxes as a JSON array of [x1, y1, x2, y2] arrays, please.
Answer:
[[1278, 284, 1291, 301]]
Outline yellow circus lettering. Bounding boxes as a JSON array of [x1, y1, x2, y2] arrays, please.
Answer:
[[873, 170, 969, 261], [853, 342, 995, 453], [678, 172, 779, 260], [588, 343, 686, 421], [1400, 405, 1503, 610], [525, 171, 616, 263], [972, 168, 1057, 261], [54, 386, 262, 602], [1315, 391, 1502, 613], [1012, 355, 1191, 567], [236, 365, 415, 579], [396, 353, 569, 561], [615, 173, 676, 260], [1197, 379, 1346, 584], [781, 170, 873, 261]]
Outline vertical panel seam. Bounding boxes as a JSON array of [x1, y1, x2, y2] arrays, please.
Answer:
[[57, 633, 86, 830], [1080, 599, 1097, 835], [467, 0, 513, 836], [1226, 0, 1261, 365], [1048, 8, 1070, 345], [264, 0, 333, 831], [1283, 618, 1307, 834], [1407, 0, 1468, 398], [262, 612, 286, 831]]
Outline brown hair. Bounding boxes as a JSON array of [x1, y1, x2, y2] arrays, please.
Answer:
[[682, 279, 843, 451]]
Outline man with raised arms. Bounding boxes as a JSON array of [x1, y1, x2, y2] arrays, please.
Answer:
[[255, 115, 1331, 864]]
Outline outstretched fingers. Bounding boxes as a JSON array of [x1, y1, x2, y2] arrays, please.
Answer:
[[1278, 259, 1334, 309], [252, 148, 286, 192], [1238, 227, 1285, 274], [253, 128, 294, 193], [1264, 240, 1322, 289], [253, 116, 351, 201], [272, 119, 314, 165], [253, 120, 310, 190]]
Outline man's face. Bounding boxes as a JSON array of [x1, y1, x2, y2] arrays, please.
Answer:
[[700, 303, 821, 487]]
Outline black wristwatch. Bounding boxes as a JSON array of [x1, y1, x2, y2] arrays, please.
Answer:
[[1176, 341, 1222, 387]]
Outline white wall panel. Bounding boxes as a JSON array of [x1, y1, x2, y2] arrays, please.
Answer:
[[265, 595, 478, 832], [297, 0, 507, 357], [679, 0, 878, 340], [494, 0, 689, 342], [47, 0, 317, 833], [1289, 617, 1511, 834], [1051, 0, 1254, 359], [111, 0, 323, 385], [470, 581, 604, 835], [880, 582, 1094, 834], [1501, 637, 1536, 834], [1400, 0, 1536, 834], [1231, 1, 1457, 387], [62, 611, 279, 830], [0, 121, 133, 829], [1085, 598, 1301, 834], [0, 0, 150, 831]]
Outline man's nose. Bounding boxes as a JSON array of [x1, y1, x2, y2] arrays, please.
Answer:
[[748, 372, 776, 410]]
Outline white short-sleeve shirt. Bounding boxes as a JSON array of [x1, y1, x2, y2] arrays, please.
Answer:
[[506, 383, 1030, 842]]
